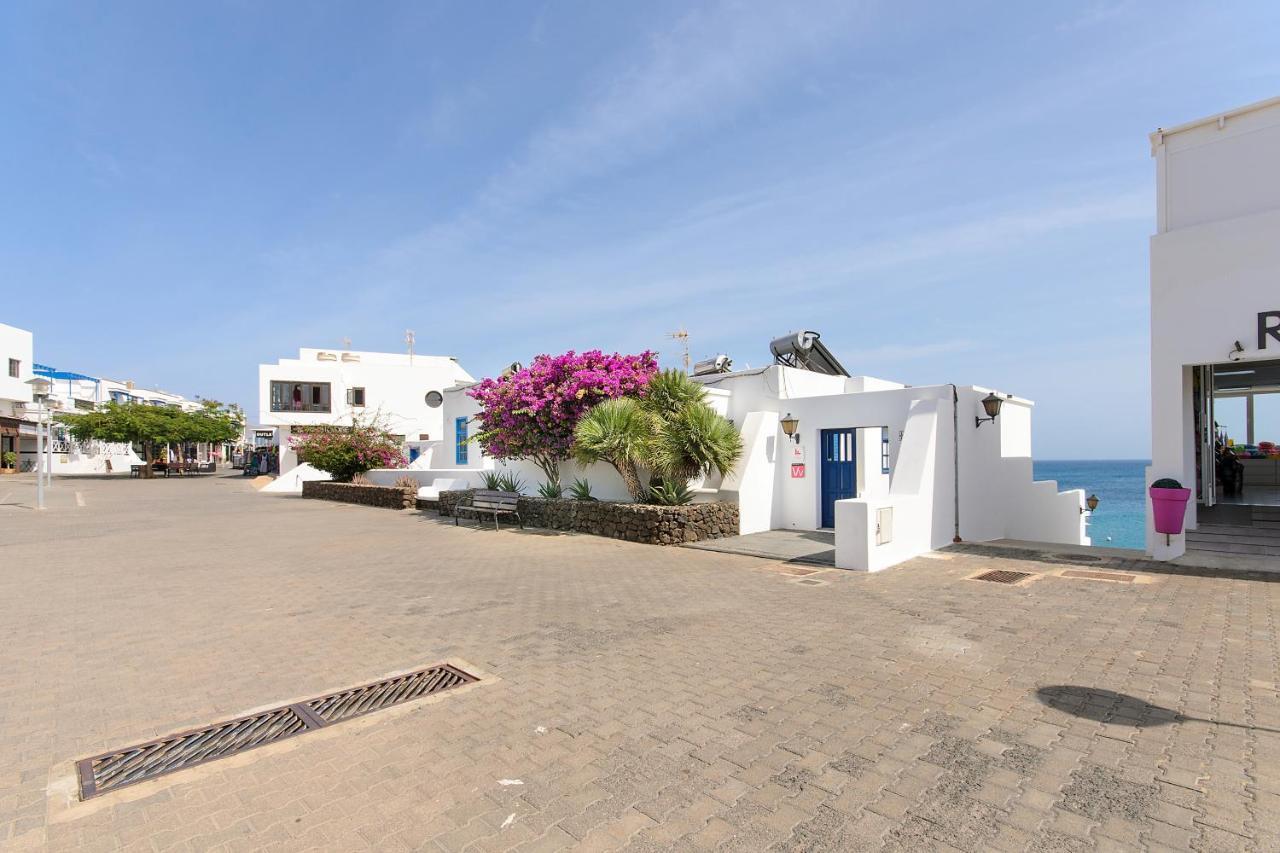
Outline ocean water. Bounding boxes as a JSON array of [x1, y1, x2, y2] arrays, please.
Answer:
[[1032, 459, 1150, 550]]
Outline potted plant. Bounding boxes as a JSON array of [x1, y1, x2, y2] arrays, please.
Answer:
[[1, 450, 16, 473], [1150, 477, 1192, 539]]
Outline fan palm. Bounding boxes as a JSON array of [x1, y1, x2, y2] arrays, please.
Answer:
[[642, 368, 707, 418], [650, 400, 743, 483], [572, 397, 657, 501]]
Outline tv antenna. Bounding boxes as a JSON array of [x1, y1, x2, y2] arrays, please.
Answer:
[[667, 327, 690, 373], [405, 329, 415, 366]]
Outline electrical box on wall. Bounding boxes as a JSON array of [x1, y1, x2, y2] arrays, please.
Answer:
[[876, 506, 893, 545]]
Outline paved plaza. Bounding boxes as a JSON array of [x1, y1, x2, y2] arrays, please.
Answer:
[[3, 474, 1280, 851]]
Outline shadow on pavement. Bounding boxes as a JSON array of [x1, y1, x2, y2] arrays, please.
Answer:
[[1035, 685, 1280, 734]]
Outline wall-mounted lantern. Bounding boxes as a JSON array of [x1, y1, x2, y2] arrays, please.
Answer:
[[780, 413, 800, 443], [975, 393, 1003, 428], [1081, 494, 1100, 514]]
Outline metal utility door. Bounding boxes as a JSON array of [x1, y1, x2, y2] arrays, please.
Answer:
[[820, 428, 857, 528]]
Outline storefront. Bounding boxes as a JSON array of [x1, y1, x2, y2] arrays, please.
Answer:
[[1147, 96, 1280, 561], [0, 417, 19, 472]]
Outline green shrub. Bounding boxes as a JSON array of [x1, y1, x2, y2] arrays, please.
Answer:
[[1151, 478, 1184, 490], [1, 450, 15, 468]]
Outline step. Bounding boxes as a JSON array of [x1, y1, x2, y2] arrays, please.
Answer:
[[1185, 541, 1280, 557], [1192, 527, 1280, 540]]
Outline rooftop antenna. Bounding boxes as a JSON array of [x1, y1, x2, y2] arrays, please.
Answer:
[[405, 329, 415, 366], [667, 327, 690, 373]]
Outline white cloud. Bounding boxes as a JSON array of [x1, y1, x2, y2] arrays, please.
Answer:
[[384, 0, 864, 265]]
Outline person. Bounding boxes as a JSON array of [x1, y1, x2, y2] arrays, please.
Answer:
[[1217, 444, 1244, 497]]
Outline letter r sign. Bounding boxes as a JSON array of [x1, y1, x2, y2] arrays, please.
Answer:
[[1261, 311, 1280, 350]]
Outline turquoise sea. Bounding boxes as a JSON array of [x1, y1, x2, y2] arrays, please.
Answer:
[[1032, 459, 1149, 550]]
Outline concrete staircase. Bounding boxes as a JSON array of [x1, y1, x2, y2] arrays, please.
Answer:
[[1187, 506, 1280, 558]]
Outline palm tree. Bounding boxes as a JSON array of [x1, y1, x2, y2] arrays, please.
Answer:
[[641, 368, 707, 418], [650, 400, 743, 483], [572, 398, 656, 501]]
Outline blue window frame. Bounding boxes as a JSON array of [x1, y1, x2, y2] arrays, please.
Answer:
[[881, 427, 891, 474], [455, 416, 468, 465]]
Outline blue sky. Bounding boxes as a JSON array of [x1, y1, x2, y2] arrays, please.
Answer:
[[3, 1, 1278, 458]]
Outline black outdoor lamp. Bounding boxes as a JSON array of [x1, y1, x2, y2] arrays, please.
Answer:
[[780, 413, 800, 443], [1081, 494, 1100, 514], [975, 393, 1003, 428]]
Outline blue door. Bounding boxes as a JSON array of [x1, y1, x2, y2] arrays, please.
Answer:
[[820, 428, 857, 528]]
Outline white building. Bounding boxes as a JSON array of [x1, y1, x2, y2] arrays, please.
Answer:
[[0, 323, 34, 473], [26, 363, 215, 474], [1148, 95, 1280, 563], [257, 347, 475, 481], [385, 332, 1088, 571]]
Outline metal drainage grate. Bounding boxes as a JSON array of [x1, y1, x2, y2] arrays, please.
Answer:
[[77, 663, 476, 800], [306, 665, 475, 724], [971, 569, 1033, 585], [1062, 570, 1136, 583]]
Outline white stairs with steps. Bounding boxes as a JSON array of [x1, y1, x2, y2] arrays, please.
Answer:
[[1187, 506, 1280, 559]]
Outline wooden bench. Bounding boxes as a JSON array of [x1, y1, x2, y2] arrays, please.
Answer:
[[455, 490, 522, 530]]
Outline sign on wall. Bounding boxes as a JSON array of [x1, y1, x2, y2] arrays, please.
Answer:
[[791, 463, 805, 479], [788, 443, 805, 464], [1261, 311, 1280, 350]]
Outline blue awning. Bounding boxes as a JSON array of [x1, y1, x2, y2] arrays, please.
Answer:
[[33, 364, 99, 382]]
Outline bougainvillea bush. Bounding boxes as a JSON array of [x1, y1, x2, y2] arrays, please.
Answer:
[[289, 423, 406, 482], [467, 350, 658, 485]]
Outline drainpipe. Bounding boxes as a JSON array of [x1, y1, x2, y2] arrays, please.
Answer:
[[950, 384, 961, 543]]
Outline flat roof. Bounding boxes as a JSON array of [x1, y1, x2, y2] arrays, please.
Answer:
[[1150, 94, 1280, 146]]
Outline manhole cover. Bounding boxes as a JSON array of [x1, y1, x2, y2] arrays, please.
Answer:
[[77, 664, 476, 799], [971, 569, 1033, 585], [1061, 570, 1135, 583]]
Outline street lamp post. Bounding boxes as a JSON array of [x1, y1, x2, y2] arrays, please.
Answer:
[[25, 377, 52, 510]]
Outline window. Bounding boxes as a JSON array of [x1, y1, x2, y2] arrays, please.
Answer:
[[270, 381, 331, 413], [881, 427, 891, 474], [425, 390, 443, 408], [455, 416, 468, 465], [347, 387, 366, 407], [74, 399, 94, 411], [7, 359, 18, 378]]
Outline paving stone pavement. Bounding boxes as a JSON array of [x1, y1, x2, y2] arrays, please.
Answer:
[[2, 474, 1280, 851]]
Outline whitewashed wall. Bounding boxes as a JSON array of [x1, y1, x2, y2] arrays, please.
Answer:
[[0, 323, 33, 413], [259, 349, 474, 474], [1148, 98, 1280, 558]]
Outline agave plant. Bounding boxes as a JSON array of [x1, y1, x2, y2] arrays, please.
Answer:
[[572, 397, 658, 502], [649, 480, 693, 506], [496, 472, 526, 494], [537, 480, 564, 499], [567, 477, 595, 501], [480, 470, 504, 490]]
